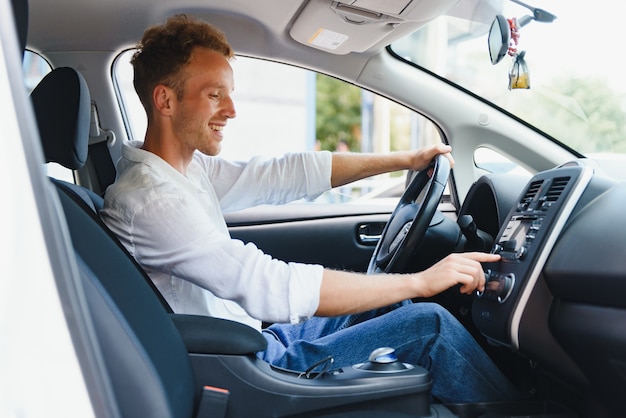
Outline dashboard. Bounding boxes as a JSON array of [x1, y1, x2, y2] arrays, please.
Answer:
[[472, 163, 593, 348], [461, 159, 623, 394]]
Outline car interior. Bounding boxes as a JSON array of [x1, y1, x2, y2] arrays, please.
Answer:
[[30, 61, 440, 418], [6, 0, 626, 416]]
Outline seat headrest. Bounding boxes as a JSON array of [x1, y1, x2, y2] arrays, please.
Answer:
[[11, 0, 28, 55], [31, 67, 91, 170]]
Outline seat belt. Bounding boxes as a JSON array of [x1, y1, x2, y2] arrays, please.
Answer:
[[88, 101, 116, 194], [195, 386, 229, 418]]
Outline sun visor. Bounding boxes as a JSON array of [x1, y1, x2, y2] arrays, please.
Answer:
[[290, 0, 459, 55]]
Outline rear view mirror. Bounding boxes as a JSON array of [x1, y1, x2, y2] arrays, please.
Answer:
[[488, 14, 510, 65]]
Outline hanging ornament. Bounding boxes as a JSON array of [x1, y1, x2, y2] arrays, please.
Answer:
[[509, 51, 530, 89], [507, 18, 521, 57]]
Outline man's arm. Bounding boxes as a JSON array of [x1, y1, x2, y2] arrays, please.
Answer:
[[330, 143, 454, 188], [315, 252, 499, 317]]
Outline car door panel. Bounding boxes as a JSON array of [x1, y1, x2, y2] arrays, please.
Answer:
[[226, 205, 393, 272]]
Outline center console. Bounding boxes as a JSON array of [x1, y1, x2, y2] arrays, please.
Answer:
[[472, 162, 593, 348]]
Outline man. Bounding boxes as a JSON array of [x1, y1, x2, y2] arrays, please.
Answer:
[[101, 14, 520, 403]]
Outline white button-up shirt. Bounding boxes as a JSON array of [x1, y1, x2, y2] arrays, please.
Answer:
[[101, 141, 331, 330]]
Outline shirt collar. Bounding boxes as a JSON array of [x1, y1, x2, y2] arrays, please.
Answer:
[[121, 140, 204, 191]]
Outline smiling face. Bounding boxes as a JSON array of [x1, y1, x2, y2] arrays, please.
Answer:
[[171, 47, 236, 157]]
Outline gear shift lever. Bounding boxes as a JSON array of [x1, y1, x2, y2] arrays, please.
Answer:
[[458, 215, 494, 252], [355, 347, 413, 372]]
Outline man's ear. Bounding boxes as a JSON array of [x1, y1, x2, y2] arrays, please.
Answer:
[[153, 85, 174, 116]]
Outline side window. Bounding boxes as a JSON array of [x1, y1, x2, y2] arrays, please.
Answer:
[[113, 52, 443, 203], [473, 147, 531, 176], [113, 50, 146, 144], [23, 51, 74, 183]]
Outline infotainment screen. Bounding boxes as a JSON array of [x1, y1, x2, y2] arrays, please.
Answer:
[[501, 219, 529, 251], [498, 215, 542, 257]]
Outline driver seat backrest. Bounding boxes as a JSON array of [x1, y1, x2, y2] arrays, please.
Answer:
[[30, 66, 103, 210], [30, 66, 174, 313]]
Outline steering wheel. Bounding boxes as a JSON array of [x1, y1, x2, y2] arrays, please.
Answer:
[[367, 154, 451, 274]]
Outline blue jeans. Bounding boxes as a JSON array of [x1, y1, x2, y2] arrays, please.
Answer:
[[258, 301, 521, 403]]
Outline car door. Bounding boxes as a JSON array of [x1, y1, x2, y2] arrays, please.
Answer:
[[226, 203, 394, 272]]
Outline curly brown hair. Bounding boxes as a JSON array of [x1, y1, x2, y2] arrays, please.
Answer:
[[131, 14, 233, 117]]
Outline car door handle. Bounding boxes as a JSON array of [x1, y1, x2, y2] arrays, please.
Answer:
[[357, 222, 386, 245]]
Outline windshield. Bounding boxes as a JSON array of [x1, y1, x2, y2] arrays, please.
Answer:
[[390, 0, 626, 170]]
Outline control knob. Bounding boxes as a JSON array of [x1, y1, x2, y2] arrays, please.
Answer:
[[355, 347, 412, 372]]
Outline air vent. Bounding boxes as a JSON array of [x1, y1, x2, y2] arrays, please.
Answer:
[[522, 180, 543, 202], [516, 179, 544, 211], [545, 177, 570, 201]]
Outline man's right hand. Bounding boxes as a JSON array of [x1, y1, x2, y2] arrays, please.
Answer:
[[411, 252, 500, 297]]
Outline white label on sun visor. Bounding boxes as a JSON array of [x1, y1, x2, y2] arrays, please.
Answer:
[[308, 29, 348, 50]]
